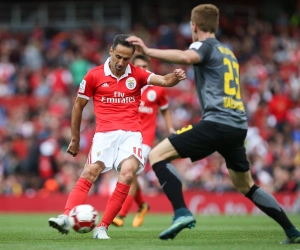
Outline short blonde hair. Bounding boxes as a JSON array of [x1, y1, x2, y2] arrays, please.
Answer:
[[191, 4, 219, 33]]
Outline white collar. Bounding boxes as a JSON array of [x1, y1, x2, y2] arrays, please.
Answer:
[[104, 57, 132, 77]]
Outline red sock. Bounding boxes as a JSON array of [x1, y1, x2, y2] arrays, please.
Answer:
[[63, 178, 92, 215], [134, 188, 145, 207], [119, 194, 135, 217], [98, 182, 130, 229]]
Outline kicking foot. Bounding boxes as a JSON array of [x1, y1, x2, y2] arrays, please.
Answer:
[[48, 214, 70, 235]]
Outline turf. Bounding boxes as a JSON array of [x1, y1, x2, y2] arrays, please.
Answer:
[[1, 213, 300, 250]]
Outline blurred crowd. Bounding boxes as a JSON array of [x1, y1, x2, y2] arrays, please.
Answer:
[[0, 10, 300, 199]]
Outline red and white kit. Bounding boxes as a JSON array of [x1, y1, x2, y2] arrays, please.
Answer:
[[139, 85, 169, 160], [78, 58, 154, 173]]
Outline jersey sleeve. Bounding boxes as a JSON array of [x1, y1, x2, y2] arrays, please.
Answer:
[[137, 67, 154, 87], [189, 41, 211, 64], [158, 87, 169, 110], [77, 71, 95, 100]]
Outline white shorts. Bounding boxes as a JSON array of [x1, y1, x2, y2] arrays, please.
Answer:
[[142, 144, 151, 164], [86, 130, 144, 174]]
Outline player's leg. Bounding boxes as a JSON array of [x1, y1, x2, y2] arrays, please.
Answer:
[[134, 178, 146, 207], [150, 138, 196, 240], [132, 179, 150, 227], [48, 161, 105, 234], [95, 155, 140, 239], [49, 131, 118, 236], [150, 138, 189, 216], [132, 144, 151, 227], [150, 122, 215, 240], [219, 127, 300, 244], [229, 169, 300, 244], [112, 176, 139, 227], [94, 131, 143, 239]]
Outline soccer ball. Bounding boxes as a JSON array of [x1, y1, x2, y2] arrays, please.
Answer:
[[68, 204, 99, 233]]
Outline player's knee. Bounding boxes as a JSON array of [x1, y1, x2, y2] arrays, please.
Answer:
[[234, 183, 253, 195], [229, 169, 254, 195], [118, 174, 134, 185], [81, 164, 102, 183], [148, 148, 160, 167]]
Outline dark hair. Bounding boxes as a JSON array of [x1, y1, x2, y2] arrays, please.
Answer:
[[191, 4, 219, 33], [132, 54, 150, 64], [112, 34, 136, 54]]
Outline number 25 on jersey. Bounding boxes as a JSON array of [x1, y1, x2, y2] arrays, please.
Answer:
[[223, 58, 245, 111]]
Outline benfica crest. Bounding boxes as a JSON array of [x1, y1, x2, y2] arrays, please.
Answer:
[[126, 77, 136, 90]]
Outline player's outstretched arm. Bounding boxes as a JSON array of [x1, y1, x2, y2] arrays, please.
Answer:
[[149, 69, 186, 87], [67, 96, 88, 157], [127, 36, 200, 65]]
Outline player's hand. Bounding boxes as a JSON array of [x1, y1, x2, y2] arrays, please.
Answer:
[[174, 69, 186, 81], [126, 36, 149, 55], [169, 127, 176, 134], [67, 140, 80, 157]]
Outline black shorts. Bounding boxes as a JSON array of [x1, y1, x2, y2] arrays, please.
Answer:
[[168, 120, 250, 172]]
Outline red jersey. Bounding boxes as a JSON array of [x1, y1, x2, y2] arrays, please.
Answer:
[[139, 85, 169, 146], [78, 58, 153, 132]]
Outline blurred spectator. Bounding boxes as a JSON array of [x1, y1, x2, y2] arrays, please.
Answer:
[[69, 50, 90, 86], [0, 55, 15, 96]]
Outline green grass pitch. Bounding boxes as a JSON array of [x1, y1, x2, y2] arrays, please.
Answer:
[[1, 213, 300, 250]]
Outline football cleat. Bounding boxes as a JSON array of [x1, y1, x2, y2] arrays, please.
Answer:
[[112, 216, 124, 227], [48, 214, 70, 234], [132, 202, 150, 227], [280, 236, 300, 244], [93, 226, 110, 239], [159, 215, 196, 240]]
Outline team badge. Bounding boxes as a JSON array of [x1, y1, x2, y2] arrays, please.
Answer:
[[126, 77, 136, 90], [78, 79, 86, 93], [147, 90, 157, 102], [96, 151, 101, 157]]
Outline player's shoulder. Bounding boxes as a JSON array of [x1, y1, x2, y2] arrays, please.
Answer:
[[189, 38, 219, 50], [88, 65, 104, 73], [203, 38, 221, 46]]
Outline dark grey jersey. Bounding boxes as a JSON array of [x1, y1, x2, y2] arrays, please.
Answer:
[[189, 38, 247, 129]]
